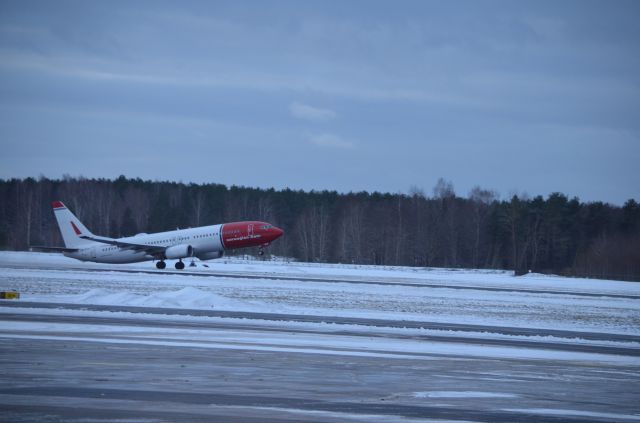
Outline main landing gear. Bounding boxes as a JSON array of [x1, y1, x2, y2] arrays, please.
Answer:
[[155, 260, 185, 270]]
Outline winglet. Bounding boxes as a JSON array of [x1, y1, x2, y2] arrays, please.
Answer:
[[52, 201, 65, 209]]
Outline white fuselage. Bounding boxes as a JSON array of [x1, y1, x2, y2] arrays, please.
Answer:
[[48, 200, 283, 268], [65, 224, 223, 263]]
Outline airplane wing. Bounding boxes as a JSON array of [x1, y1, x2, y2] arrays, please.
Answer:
[[30, 245, 79, 253], [79, 235, 166, 256]]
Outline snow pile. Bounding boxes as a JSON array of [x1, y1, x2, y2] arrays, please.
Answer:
[[67, 287, 249, 310]]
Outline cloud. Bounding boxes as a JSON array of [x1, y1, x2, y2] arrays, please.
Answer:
[[290, 101, 337, 121], [309, 133, 354, 149]]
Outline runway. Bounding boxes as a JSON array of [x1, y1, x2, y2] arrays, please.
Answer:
[[2, 334, 639, 422], [2, 304, 639, 356], [1, 254, 639, 422], [0, 384, 618, 423]]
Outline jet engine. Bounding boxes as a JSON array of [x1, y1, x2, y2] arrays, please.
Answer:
[[164, 244, 193, 259], [196, 251, 224, 261]]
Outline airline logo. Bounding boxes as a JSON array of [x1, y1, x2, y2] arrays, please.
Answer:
[[221, 222, 264, 248], [70, 221, 82, 235], [225, 234, 262, 242]]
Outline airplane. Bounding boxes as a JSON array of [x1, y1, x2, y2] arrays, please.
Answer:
[[32, 201, 284, 270]]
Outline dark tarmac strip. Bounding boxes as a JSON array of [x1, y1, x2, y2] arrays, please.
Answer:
[[2, 300, 639, 344], [1, 310, 639, 356], [4, 263, 639, 299], [0, 387, 586, 423]]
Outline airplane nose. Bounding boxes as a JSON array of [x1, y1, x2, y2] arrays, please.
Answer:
[[274, 227, 284, 238]]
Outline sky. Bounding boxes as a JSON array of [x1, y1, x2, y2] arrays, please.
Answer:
[[0, 0, 638, 204]]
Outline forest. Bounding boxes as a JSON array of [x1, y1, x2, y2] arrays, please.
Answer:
[[1, 176, 639, 281]]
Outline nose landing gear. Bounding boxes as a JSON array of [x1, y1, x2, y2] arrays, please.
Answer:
[[258, 242, 270, 257]]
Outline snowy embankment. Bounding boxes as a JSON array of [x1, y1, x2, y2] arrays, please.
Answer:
[[1, 251, 639, 336], [1, 250, 638, 295], [2, 251, 640, 368]]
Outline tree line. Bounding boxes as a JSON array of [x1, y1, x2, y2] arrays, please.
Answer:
[[1, 176, 639, 281]]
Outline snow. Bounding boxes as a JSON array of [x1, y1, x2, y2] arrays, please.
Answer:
[[3, 320, 638, 365], [5, 305, 639, 353], [2, 251, 639, 423], [68, 286, 249, 310], [221, 407, 468, 423], [1, 251, 640, 365], [412, 391, 518, 399], [2, 250, 639, 296], [2, 256, 639, 335]]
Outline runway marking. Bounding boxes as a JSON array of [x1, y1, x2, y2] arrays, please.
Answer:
[[0, 333, 445, 361], [82, 361, 134, 367], [2, 313, 640, 357], [3, 301, 639, 344], [0, 331, 640, 366]]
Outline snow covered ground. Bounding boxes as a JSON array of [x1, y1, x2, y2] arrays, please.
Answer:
[[1, 251, 640, 422], [1, 251, 639, 335], [1, 251, 639, 364], [2, 250, 639, 295]]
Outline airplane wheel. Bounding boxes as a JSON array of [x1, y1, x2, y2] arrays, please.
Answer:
[[175, 261, 185, 270], [258, 249, 265, 256], [156, 261, 166, 270]]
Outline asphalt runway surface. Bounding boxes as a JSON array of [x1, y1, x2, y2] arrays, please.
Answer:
[[1, 333, 639, 422], [1, 261, 639, 422]]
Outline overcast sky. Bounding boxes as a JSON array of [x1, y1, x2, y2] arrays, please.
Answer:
[[1, 0, 638, 204]]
